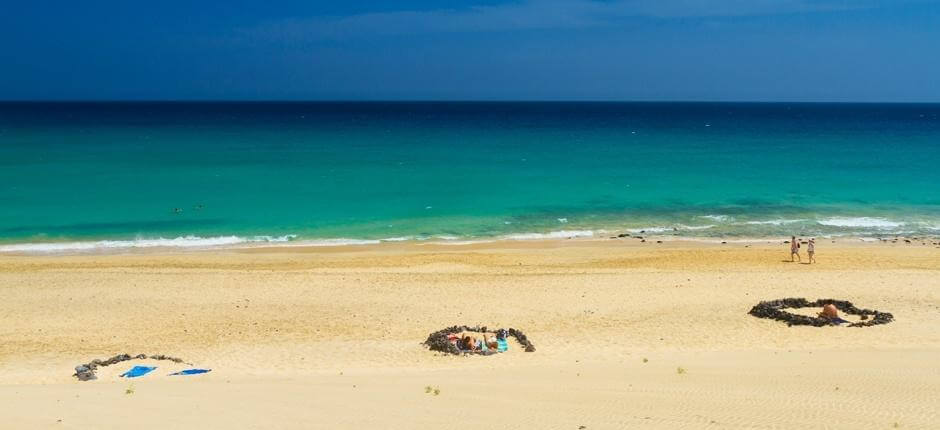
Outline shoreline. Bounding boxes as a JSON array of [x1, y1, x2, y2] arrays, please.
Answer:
[[1, 230, 938, 256]]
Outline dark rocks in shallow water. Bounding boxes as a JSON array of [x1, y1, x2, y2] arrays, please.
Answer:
[[617, 233, 630, 238], [72, 353, 190, 381], [423, 325, 536, 355], [748, 298, 893, 328]]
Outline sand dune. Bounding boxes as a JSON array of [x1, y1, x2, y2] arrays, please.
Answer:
[[0, 240, 938, 428]]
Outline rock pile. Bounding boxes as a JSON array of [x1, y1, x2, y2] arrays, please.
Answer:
[[73, 353, 190, 381], [749, 298, 893, 327], [424, 325, 536, 355]]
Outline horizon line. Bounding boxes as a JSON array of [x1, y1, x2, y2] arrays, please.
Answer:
[[2, 99, 940, 105]]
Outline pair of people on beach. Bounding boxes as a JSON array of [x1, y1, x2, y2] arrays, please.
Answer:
[[790, 236, 816, 263]]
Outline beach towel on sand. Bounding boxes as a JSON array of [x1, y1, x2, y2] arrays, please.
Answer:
[[120, 366, 156, 378], [170, 369, 211, 376], [497, 338, 509, 352]]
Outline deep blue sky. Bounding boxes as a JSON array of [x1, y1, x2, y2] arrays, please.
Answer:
[[2, 1, 939, 101]]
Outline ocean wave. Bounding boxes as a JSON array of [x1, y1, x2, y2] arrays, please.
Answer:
[[817, 217, 903, 228], [915, 222, 940, 231], [295, 238, 381, 246], [743, 219, 806, 226], [625, 227, 671, 234], [502, 230, 594, 240], [700, 215, 733, 222], [380, 236, 412, 242], [677, 224, 716, 231], [424, 240, 495, 246], [0, 235, 297, 253]]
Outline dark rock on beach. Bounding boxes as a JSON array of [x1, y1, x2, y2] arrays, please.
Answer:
[[748, 298, 893, 328], [423, 325, 536, 356]]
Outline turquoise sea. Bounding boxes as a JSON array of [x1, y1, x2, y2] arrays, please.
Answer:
[[1, 102, 938, 252]]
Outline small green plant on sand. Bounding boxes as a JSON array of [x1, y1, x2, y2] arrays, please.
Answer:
[[642, 358, 648, 363], [125, 384, 135, 395], [433, 388, 440, 396], [676, 367, 686, 375], [424, 386, 432, 393]]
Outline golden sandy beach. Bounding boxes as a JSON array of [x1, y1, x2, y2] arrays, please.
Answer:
[[1, 240, 938, 429]]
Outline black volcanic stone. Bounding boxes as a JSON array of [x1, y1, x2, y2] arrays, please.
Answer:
[[748, 298, 893, 327], [423, 325, 536, 355]]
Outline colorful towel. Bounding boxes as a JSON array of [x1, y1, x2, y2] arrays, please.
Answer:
[[120, 366, 156, 378], [497, 338, 509, 352], [170, 369, 211, 376]]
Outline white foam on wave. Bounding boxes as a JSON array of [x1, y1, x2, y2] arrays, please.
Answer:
[[625, 226, 671, 234], [677, 224, 715, 231], [502, 230, 595, 240], [423, 240, 495, 246], [817, 217, 903, 228], [700, 215, 733, 222], [0, 235, 297, 253], [916, 222, 940, 231], [294, 238, 381, 247], [380, 236, 412, 242], [743, 219, 805, 226]]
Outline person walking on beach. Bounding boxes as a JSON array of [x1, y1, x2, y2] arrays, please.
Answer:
[[790, 236, 801, 262], [807, 238, 816, 264]]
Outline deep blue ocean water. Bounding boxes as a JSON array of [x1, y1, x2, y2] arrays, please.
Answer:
[[1, 102, 938, 251]]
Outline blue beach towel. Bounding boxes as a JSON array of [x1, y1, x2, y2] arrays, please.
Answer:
[[497, 338, 509, 352], [170, 369, 211, 376], [120, 366, 156, 378], [831, 317, 851, 325]]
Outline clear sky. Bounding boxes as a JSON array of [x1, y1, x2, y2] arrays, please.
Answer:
[[2, 1, 939, 101]]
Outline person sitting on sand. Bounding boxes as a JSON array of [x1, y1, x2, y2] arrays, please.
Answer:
[[483, 333, 499, 350], [818, 304, 839, 319], [461, 335, 479, 351], [790, 236, 801, 262], [807, 238, 816, 264]]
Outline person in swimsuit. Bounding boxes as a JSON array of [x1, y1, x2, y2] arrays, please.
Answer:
[[483, 333, 499, 350], [461, 335, 479, 351], [818, 304, 839, 320], [807, 238, 816, 264], [790, 236, 801, 262]]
